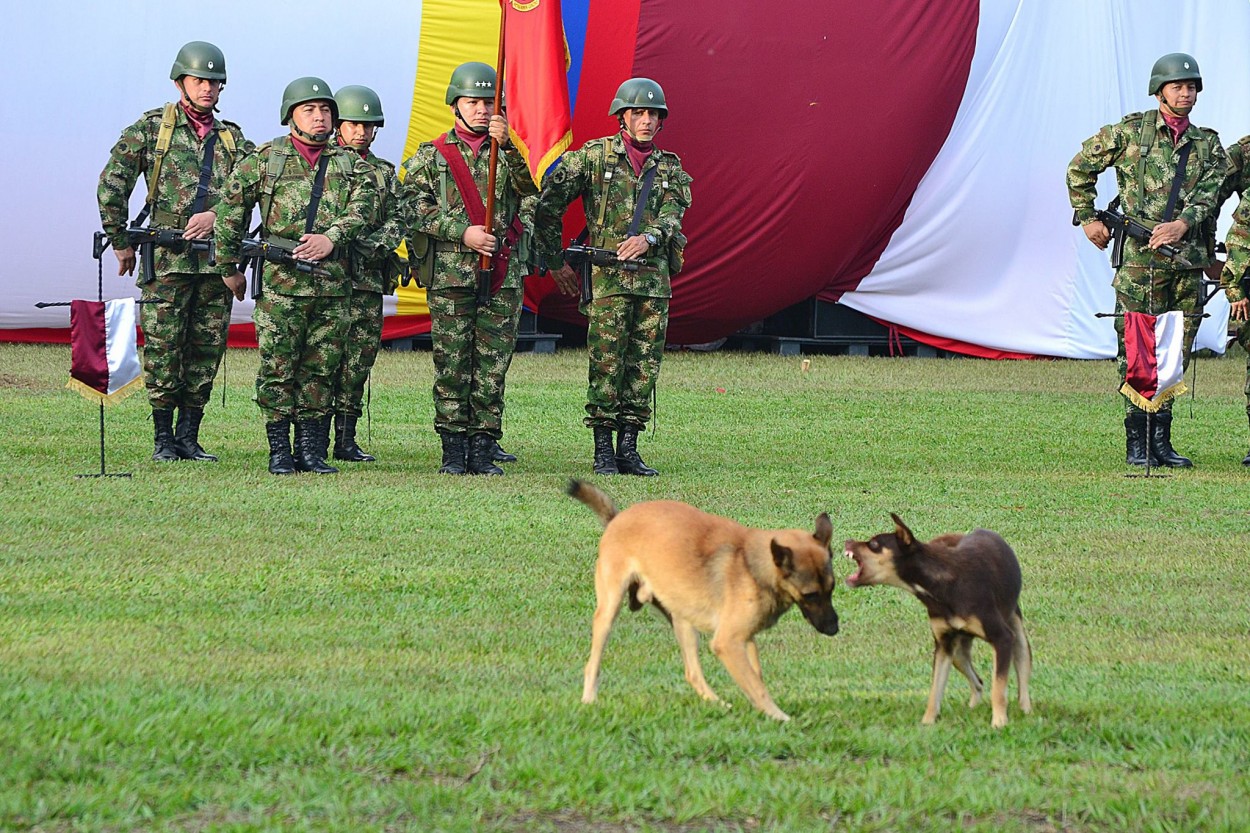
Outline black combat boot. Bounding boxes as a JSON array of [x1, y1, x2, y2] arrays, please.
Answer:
[[293, 418, 338, 474], [1124, 412, 1158, 467], [333, 414, 375, 462], [491, 439, 517, 463], [616, 424, 658, 476], [151, 409, 179, 462], [592, 426, 618, 475], [438, 431, 468, 475], [265, 420, 296, 475], [467, 432, 504, 475], [173, 406, 218, 461], [1149, 410, 1193, 468], [317, 413, 333, 462]]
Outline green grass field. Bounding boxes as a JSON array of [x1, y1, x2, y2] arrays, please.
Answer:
[[2, 342, 1248, 832]]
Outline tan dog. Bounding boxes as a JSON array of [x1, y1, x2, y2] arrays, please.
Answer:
[[844, 514, 1032, 728], [567, 479, 839, 721]]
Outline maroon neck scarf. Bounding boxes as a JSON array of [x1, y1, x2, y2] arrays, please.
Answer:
[[453, 122, 489, 157], [1161, 110, 1191, 145], [291, 134, 325, 169], [180, 101, 215, 140], [621, 130, 655, 176]]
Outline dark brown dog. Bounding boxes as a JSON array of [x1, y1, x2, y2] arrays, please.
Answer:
[[567, 479, 839, 721], [844, 514, 1032, 728]]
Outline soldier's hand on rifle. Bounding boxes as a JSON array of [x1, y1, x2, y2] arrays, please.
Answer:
[[222, 271, 246, 302], [1083, 220, 1110, 250], [463, 225, 498, 257], [1149, 218, 1188, 250], [293, 233, 333, 261], [114, 245, 137, 276], [617, 233, 650, 261], [551, 264, 579, 297], [1231, 298, 1249, 322], [1204, 260, 1224, 282], [488, 114, 510, 147], [183, 210, 216, 240]]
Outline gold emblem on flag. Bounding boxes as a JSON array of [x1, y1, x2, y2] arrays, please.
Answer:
[[510, 0, 540, 10]]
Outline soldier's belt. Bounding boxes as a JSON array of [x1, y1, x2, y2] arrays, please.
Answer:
[[151, 209, 189, 229]]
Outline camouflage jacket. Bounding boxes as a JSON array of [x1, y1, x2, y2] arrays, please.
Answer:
[[214, 136, 378, 297], [1217, 134, 1250, 301], [1068, 109, 1226, 270], [534, 133, 692, 300], [398, 128, 537, 292], [346, 146, 406, 295], [98, 103, 252, 282]]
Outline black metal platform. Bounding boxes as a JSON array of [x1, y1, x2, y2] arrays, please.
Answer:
[[726, 299, 945, 357]]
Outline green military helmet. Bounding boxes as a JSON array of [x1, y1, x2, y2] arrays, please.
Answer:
[[1149, 52, 1202, 95], [335, 85, 384, 126], [609, 77, 667, 118], [445, 62, 497, 104], [280, 76, 338, 125], [169, 41, 227, 82]]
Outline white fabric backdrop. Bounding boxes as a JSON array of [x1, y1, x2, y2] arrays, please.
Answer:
[[840, 0, 1250, 358], [3, 1, 1248, 358]]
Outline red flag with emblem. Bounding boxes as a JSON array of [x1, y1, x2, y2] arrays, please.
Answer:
[[501, 0, 572, 187]]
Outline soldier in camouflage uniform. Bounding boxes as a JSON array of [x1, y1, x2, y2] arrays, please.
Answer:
[[98, 41, 253, 463], [1212, 135, 1250, 464], [1067, 53, 1226, 468], [328, 85, 406, 463], [215, 77, 378, 475], [534, 78, 693, 476], [397, 62, 537, 476]]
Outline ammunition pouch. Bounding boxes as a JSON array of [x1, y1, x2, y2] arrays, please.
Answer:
[[407, 232, 435, 288]]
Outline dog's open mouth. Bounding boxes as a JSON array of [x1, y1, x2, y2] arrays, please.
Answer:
[[844, 547, 863, 587]]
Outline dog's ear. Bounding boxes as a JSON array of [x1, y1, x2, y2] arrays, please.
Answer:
[[890, 513, 916, 550], [771, 540, 795, 574], [813, 512, 833, 547]]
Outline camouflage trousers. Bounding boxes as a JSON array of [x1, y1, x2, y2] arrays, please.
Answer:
[[1112, 266, 1202, 415], [1236, 320, 1250, 419], [139, 272, 233, 410], [253, 292, 349, 422], [583, 294, 669, 429], [330, 289, 384, 416], [428, 285, 522, 438]]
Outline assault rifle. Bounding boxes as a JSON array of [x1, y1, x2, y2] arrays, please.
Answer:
[[563, 243, 658, 304], [1077, 203, 1192, 269], [127, 225, 216, 285], [239, 236, 330, 299]]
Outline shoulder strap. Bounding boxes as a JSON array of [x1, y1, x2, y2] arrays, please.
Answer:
[[597, 140, 618, 228], [627, 165, 658, 237], [305, 153, 331, 234], [432, 134, 487, 227], [189, 130, 220, 214], [140, 103, 180, 223], [1137, 112, 1157, 210], [260, 139, 291, 230], [1163, 142, 1193, 223], [219, 127, 237, 157]]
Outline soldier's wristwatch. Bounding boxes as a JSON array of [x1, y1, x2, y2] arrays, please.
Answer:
[[644, 233, 657, 246]]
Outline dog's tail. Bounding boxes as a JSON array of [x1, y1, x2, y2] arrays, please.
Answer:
[[566, 478, 618, 527]]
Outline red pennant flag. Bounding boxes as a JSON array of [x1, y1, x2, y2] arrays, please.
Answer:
[[502, 0, 573, 186], [67, 299, 143, 405], [1121, 310, 1187, 412]]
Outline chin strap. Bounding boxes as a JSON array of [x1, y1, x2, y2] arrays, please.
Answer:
[[454, 102, 489, 135], [292, 124, 332, 145]]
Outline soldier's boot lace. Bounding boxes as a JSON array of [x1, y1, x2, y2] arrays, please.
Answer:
[[173, 406, 218, 461], [592, 426, 619, 476], [265, 420, 297, 475], [615, 424, 658, 477], [294, 418, 338, 474], [151, 409, 179, 462], [333, 414, 375, 462], [1148, 411, 1193, 468], [438, 431, 468, 475], [467, 432, 505, 476]]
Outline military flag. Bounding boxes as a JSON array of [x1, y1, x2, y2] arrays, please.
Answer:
[[501, 0, 573, 186], [1120, 310, 1187, 412], [66, 298, 143, 405]]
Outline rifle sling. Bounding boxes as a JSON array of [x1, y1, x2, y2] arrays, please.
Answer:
[[1163, 141, 1192, 224], [190, 130, 220, 215], [431, 133, 520, 290], [305, 153, 330, 235]]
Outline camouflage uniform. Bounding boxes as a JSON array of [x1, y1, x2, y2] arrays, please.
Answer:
[[533, 132, 693, 429], [1213, 136, 1250, 457], [331, 148, 404, 419], [398, 129, 537, 440], [214, 136, 377, 423], [1067, 109, 1226, 413], [98, 105, 252, 412]]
